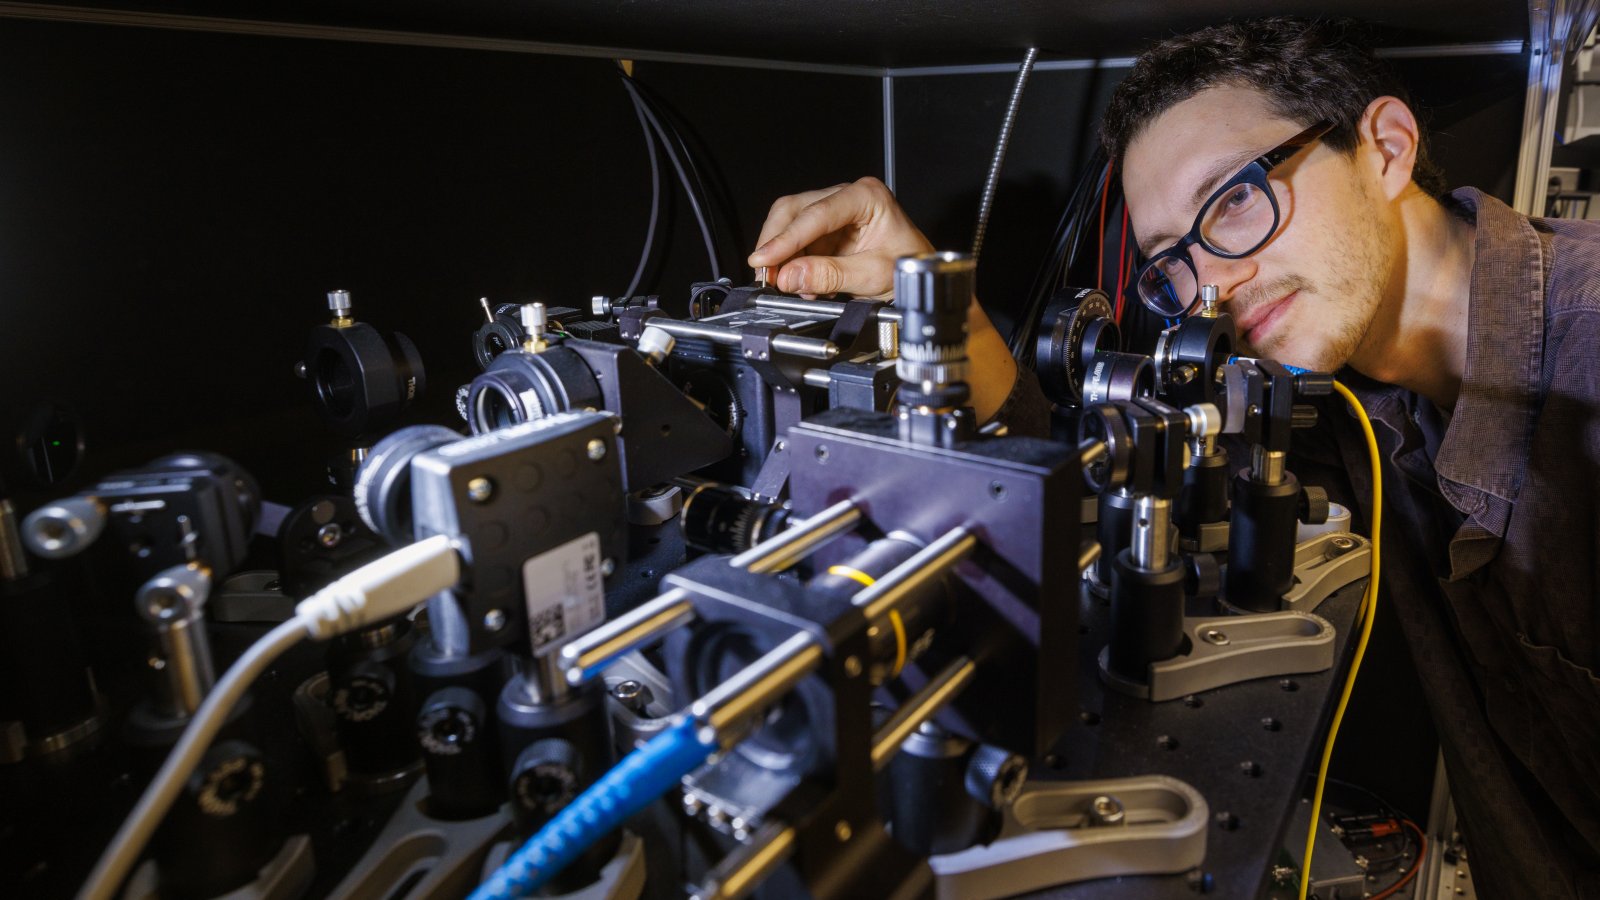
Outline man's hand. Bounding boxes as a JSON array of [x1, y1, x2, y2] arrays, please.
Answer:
[[748, 176, 1020, 424], [747, 177, 932, 298]]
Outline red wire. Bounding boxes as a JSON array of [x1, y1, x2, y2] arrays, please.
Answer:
[[1366, 821, 1427, 900], [1097, 160, 1113, 292], [1114, 204, 1130, 321]]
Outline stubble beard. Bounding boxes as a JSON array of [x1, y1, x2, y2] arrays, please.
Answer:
[[1242, 211, 1392, 373]]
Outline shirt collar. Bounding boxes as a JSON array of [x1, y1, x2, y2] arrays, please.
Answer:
[[1432, 187, 1547, 511]]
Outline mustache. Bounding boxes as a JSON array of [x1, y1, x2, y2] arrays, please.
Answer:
[[1235, 276, 1313, 313]]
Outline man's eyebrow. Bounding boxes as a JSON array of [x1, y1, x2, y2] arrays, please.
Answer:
[[1136, 147, 1260, 257], [1189, 149, 1258, 211]]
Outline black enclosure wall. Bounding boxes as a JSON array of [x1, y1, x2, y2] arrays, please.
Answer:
[[0, 18, 883, 501]]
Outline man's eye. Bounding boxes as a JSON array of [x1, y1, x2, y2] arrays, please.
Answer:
[[1156, 256, 1187, 276], [1221, 183, 1259, 212]]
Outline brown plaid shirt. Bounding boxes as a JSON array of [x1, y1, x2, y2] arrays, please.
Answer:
[[1293, 188, 1600, 898]]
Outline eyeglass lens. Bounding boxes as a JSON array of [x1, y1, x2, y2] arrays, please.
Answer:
[[1138, 256, 1197, 318], [1200, 178, 1277, 254], [1136, 166, 1282, 317]]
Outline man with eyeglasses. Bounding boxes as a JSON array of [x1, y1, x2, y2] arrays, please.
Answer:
[[749, 16, 1600, 898]]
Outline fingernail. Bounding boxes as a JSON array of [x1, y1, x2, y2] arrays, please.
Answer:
[[750, 240, 773, 262]]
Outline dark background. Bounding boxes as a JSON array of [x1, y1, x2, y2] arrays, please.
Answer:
[[0, 18, 883, 500], [0, 2, 1535, 842]]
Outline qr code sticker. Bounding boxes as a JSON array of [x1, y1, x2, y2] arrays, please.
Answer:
[[528, 604, 566, 649], [522, 532, 604, 652]]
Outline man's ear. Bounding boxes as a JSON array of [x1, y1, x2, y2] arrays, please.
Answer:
[[1358, 96, 1421, 201]]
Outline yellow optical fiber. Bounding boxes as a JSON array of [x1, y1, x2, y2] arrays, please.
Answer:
[[1299, 381, 1383, 900], [824, 566, 907, 676]]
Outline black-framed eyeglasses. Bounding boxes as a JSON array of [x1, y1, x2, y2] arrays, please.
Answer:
[[1133, 121, 1334, 318]]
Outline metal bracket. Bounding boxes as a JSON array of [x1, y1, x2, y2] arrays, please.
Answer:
[[928, 775, 1207, 899], [603, 651, 676, 747], [325, 778, 509, 900], [482, 832, 647, 900], [125, 834, 315, 900], [1280, 532, 1370, 613], [1179, 520, 1229, 554], [1101, 611, 1334, 702]]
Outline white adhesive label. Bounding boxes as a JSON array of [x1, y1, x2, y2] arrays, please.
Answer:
[[522, 531, 605, 651]]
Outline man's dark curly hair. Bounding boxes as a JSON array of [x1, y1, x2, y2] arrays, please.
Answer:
[[1101, 17, 1447, 197]]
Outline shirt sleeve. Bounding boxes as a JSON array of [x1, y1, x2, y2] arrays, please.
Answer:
[[986, 367, 1054, 438]]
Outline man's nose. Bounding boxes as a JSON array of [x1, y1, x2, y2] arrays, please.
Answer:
[[1189, 247, 1257, 304]]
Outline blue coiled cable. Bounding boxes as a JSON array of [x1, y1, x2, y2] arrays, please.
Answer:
[[470, 716, 719, 900]]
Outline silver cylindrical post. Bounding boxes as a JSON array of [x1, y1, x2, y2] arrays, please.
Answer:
[[870, 655, 977, 770], [135, 564, 216, 719], [0, 500, 28, 582], [1251, 446, 1286, 486], [519, 651, 570, 704], [856, 526, 978, 623], [728, 499, 860, 575], [690, 822, 797, 900], [801, 368, 833, 389], [425, 592, 474, 657], [22, 496, 105, 560], [560, 588, 696, 685], [1131, 496, 1172, 571], [689, 632, 824, 744]]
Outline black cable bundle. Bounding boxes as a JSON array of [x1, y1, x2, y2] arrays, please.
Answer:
[[614, 64, 736, 293], [1008, 147, 1111, 366]]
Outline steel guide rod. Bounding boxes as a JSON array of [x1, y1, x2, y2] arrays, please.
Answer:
[[563, 499, 860, 683], [690, 821, 797, 900], [689, 632, 825, 746], [642, 317, 840, 361], [749, 294, 905, 324], [751, 296, 848, 317], [855, 525, 978, 622], [559, 588, 695, 685], [870, 655, 977, 770], [729, 499, 861, 574], [693, 655, 979, 900]]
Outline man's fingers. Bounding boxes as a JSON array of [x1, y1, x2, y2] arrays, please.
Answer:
[[749, 183, 876, 269], [776, 252, 893, 298], [750, 184, 850, 264]]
